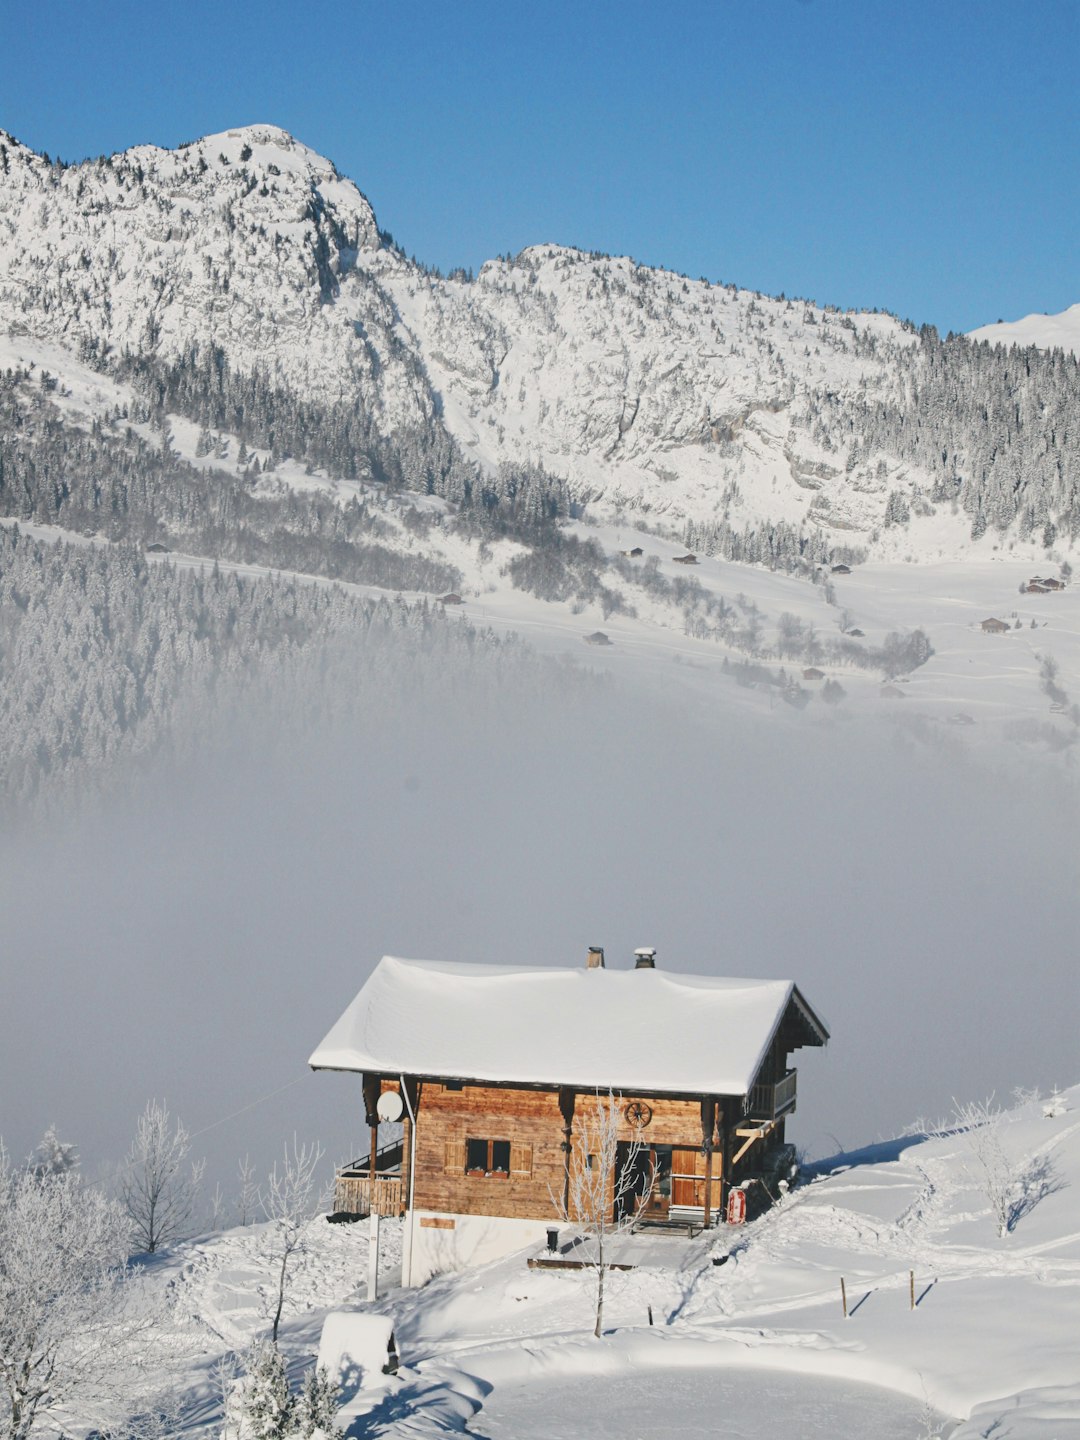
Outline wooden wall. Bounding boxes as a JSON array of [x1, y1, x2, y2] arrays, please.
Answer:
[[387, 1079, 729, 1224]]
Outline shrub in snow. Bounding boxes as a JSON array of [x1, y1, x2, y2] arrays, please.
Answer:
[[240, 1340, 296, 1440], [296, 1365, 343, 1439], [228, 1343, 343, 1440], [953, 1095, 1063, 1238]]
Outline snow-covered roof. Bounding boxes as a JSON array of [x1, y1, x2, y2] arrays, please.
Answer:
[[309, 956, 828, 1098]]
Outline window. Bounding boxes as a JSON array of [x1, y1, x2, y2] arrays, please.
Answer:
[[465, 1138, 511, 1177]]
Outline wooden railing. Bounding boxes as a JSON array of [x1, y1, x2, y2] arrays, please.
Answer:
[[333, 1171, 405, 1217], [746, 1068, 798, 1121]]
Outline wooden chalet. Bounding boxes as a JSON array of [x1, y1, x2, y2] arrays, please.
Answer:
[[310, 949, 829, 1285]]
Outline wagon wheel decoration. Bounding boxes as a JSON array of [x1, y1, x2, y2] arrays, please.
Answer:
[[624, 1100, 653, 1129]]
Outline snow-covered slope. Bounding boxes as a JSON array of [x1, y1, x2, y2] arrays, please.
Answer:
[[970, 302, 1080, 357]]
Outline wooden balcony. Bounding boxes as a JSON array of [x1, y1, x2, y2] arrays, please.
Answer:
[[746, 1068, 797, 1122], [333, 1170, 405, 1218]]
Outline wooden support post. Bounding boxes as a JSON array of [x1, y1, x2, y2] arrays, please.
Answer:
[[369, 1123, 378, 1188], [717, 1107, 729, 1218], [909, 1270, 915, 1311], [841, 1277, 848, 1319], [362, 1073, 381, 1128], [559, 1086, 576, 1216], [700, 1097, 716, 1228]]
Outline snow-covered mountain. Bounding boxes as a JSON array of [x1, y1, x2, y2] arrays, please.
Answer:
[[970, 302, 1080, 358], [3, 122, 1078, 557]]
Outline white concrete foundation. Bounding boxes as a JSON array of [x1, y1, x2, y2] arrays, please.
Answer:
[[402, 1209, 553, 1287]]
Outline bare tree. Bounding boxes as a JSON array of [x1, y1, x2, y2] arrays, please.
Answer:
[[121, 1100, 205, 1253], [0, 1146, 157, 1440], [954, 1096, 1013, 1238], [260, 1139, 325, 1343], [550, 1091, 650, 1338], [236, 1154, 259, 1227]]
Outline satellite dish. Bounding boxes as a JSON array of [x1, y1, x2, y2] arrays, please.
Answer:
[[376, 1091, 404, 1124]]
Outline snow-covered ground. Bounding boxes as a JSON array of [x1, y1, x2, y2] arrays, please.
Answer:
[[139, 1086, 1078, 1439]]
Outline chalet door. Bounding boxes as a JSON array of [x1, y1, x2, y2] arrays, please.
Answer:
[[640, 1145, 672, 1219], [615, 1141, 661, 1220], [671, 1147, 723, 1213]]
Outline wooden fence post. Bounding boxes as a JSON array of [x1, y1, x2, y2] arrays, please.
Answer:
[[840, 1277, 848, 1318]]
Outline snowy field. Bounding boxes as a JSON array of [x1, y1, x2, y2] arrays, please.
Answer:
[[465, 1367, 945, 1440]]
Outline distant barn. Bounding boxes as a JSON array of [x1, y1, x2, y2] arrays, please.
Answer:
[[584, 631, 613, 646], [980, 617, 1010, 634]]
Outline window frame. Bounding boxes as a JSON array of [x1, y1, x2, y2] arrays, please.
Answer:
[[465, 1136, 511, 1178]]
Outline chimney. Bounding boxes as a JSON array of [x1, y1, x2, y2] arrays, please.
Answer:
[[634, 947, 657, 970], [586, 946, 605, 969]]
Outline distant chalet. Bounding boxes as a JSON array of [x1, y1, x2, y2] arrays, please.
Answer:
[[438, 593, 464, 606], [830, 563, 852, 575], [310, 950, 829, 1285], [672, 553, 698, 565], [980, 617, 1011, 634], [584, 631, 613, 646]]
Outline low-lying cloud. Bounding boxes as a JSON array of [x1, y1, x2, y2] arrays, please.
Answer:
[[2, 636, 1076, 1200]]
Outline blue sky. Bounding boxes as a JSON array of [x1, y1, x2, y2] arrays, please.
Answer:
[[3, 0, 1076, 331]]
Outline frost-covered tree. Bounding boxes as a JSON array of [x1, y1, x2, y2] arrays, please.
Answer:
[[550, 1091, 650, 1339], [240, 1340, 296, 1440], [28, 1127, 77, 1179], [0, 1147, 156, 1440], [260, 1141, 325, 1343], [121, 1100, 205, 1254], [296, 1365, 343, 1440]]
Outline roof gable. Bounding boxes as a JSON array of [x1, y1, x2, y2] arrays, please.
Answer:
[[310, 956, 828, 1098]]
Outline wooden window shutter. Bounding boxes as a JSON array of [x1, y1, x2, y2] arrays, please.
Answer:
[[510, 1142, 533, 1176], [444, 1139, 466, 1173]]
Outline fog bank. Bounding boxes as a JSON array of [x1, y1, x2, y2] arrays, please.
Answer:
[[2, 642, 1076, 1200]]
